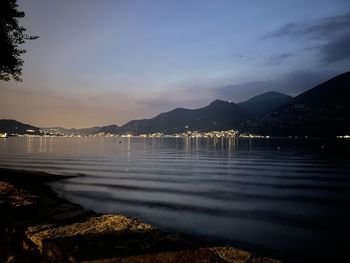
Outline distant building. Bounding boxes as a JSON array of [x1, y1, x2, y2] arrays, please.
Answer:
[[0, 133, 8, 138]]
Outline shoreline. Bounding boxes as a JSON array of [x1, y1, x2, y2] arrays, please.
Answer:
[[0, 168, 282, 262]]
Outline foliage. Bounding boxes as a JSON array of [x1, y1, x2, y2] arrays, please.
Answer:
[[0, 0, 37, 82]]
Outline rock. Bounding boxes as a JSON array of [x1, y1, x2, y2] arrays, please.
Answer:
[[0, 181, 38, 207], [0, 181, 14, 195], [23, 215, 282, 263], [23, 215, 160, 262], [25, 215, 154, 252], [81, 247, 282, 263], [211, 247, 251, 262]]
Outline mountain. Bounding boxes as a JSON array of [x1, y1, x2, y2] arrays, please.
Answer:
[[238, 91, 293, 116], [41, 126, 102, 136], [0, 119, 41, 135], [95, 124, 119, 134], [245, 71, 350, 136], [3, 72, 348, 137], [41, 124, 120, 136], [118, 100, 251, 135]]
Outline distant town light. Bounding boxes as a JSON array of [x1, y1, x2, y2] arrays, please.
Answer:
[[337, 135, 350, 139]]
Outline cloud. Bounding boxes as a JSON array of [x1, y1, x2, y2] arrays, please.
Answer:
[[267, 23, 303, 39], [320, 32, 350, 64], [265, 13, 350, 65], [215, 70, 337, 102], [267, 13, 350, 39], [268, 53, 293, 64], [216, 81, 278, 102], [137, 87, 216, 114], [137, 70, 340, 110], [306, 14, 350, 37]]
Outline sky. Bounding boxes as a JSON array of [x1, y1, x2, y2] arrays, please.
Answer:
[[1, 0, 349, 128]]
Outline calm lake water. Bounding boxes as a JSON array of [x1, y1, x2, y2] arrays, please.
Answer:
[[0, 137, 350, 262]]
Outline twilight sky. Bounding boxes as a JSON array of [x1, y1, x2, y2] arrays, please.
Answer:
[[1, 0, 349, 128]]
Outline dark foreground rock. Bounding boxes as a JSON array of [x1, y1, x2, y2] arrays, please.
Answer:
[[0, 168, 282, 263]]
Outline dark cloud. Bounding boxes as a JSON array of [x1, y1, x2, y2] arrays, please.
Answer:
[[320, 32, 350, 64], [215, 70, 337, 102], [266, 13, 350, 65], [138, 70, 340, 110], [267, 23, 303, 39], [267, 13, 350, 39], [136, 87, 216, 115], [216, 81, 278, 102], [268, 52, 293, 64], [306, 14, 350, 37], [281, 70, 337, 94]]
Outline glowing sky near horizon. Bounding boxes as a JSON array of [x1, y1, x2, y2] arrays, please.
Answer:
[[1, 0, 349, 128]]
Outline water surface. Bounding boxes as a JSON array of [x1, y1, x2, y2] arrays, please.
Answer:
[[0, 137, 349, 262]]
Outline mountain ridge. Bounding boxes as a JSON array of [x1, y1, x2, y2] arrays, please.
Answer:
[[1, 71, 348, 136], [0, 119, 41, 135], [238, 91, 293, 116], [117, 99, 251, 135], [245, 71, 350, 136]]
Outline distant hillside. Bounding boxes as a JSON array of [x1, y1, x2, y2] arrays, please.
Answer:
[[238, 91, 292, 116], [95, 124, 119, 134], [245, 71, 350, 136], [0, 119, 41, 135], [42, 124, 120, 136], [41, 126, 102, 136], [3, 72, 348, 137], [118, 100, 251, 135]]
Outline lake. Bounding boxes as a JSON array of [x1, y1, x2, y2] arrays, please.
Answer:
[[0, 137, 349, 262]]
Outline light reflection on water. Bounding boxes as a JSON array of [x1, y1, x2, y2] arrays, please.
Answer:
[[0, 137, 349, 262]]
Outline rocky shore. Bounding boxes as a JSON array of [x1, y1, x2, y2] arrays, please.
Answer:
[[0, 168, 282, 263]]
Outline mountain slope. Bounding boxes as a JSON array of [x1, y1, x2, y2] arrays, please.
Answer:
[[0, 119, 41, 135], [238, 91, 292, 116], [96, 124, 119, 134], [118, 100, 251, 135], [246, 71, 350, 136], [41, 124, 120, 136], [41, 126, 102, 136]]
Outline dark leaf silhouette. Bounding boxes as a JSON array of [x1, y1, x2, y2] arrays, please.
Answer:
[[0, 0, 38, 82]]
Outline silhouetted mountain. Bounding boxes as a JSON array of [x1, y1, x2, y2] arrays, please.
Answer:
[[245, 71, 350, 136], [96, 124, 120, 134], [238, 91, 293, 116], [0, 119, 41, 135], [3, 72, 348, 137], [41, 124, 120, 136], [118, 100, 251, 135], [41, 126, 102, 136]]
